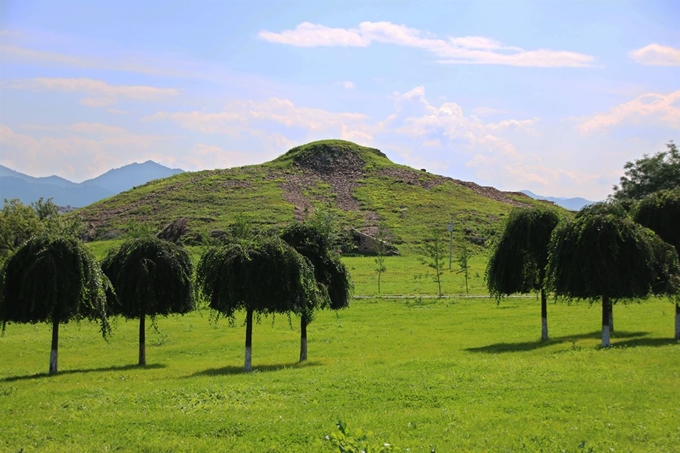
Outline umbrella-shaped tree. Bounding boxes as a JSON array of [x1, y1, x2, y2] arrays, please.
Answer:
[[0, 236, 111, 375], [101, 237, 195, 366], [196, 237, 317, 372], [634, 188, 680, 339], [486, 206, 560, 341], [281, 223, 352, 362], [547, 203, 680, 347]]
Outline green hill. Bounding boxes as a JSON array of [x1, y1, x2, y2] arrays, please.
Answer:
[[77, 139, 552, 253]]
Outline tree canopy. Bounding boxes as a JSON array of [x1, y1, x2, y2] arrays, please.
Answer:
[[196, 237, 318, 371], [281, 223, 352, 361], [546, 204, 680, 346], [612, 141, 680, 202], [101, 237, 195, 365], [0, 236, 111, 374], [486, 206, 560, 341]]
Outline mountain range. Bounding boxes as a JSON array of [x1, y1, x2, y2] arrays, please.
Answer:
[[0, 161, 184, 208], [520, 190, 596, 211]]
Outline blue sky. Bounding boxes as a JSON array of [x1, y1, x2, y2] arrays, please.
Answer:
[[1, 0, 678, 200]]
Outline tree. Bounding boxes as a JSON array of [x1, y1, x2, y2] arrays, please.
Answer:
[[196, 237, 317, 372], [0, 236, 111, 375], [0, 199, 42, 266], [281, 223, 352, 361], [373, 223, 390, 295], [612, 141, 680, 202], [420, 228, 447, 297], [634, 188, 680, 339], [486, 207, 560, 341], [457, 240, 471, 295], [101, 237, 195, 366], [547, 203, 680, 347]]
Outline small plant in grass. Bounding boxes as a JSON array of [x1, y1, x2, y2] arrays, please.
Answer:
[[325, 421, 403, 452]]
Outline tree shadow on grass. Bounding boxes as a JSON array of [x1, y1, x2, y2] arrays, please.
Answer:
[[189, 360, 322, 377], [466, 330, 652, 353], [612, 337, 679, 348], [0, 363, 166, 382]]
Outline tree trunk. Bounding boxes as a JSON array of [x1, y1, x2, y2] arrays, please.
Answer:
[[299, 315, 308, 362], [138, 314, 146, 366], [601, 295, 611, 347], [540, 289, 548, 342], [49, 318, 59, 375], [244, 308, 253, 372], [608, 301, 614, 333], [377, 272, 381, 295], [675, 302, 679, 341]]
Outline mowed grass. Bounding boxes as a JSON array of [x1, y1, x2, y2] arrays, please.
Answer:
[[1, 296, 678, 452]]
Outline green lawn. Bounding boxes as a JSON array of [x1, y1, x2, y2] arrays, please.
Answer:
[[1, 296, 678, 452]]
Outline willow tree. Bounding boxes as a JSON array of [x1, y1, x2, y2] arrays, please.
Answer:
[[0, 236, 110, 375], [486, 207, 560, 341], [281, 223, 352, 362], [547, 203, 680, 347], [196, 237, 317, 372], [634, 188, 680, 339], [101, 237, 195, 366]]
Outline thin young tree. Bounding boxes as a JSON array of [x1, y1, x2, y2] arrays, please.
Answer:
[[101, 237, 195, 366], [420, 227, 447, 297], [373, 223, 390, 295], [486, 207, 560, 341], [547, 203, 680, 347], [457, 240, 471, 295], [196, 237, 317, 372], [634, 188, 680, 339], [281, 223, 352, 361], [0, 236, 111, 375]]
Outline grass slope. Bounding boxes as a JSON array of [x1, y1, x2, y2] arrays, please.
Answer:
[[1, 298, 678, 452], [77, 140, 552, 252]]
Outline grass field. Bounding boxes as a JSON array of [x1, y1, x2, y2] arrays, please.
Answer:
[[1, 293, 678, 452]]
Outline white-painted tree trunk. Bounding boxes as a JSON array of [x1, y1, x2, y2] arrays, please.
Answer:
[[49, 319, 59, 375], [541, 317, 548, 342], [675, 303, 679, 340], [602, 325, 611, 348], [244, 346, 252, 373]]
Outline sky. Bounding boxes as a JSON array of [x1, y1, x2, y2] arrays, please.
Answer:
[[0, 0, 678, 200]]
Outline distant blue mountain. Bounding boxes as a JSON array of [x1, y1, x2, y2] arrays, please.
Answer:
[[0, 161, 184, 208], [521, 190, 597, 211]]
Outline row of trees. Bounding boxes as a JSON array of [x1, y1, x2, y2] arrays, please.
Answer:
[[488, 142, 680, 346], [0, 206, 352, 375]]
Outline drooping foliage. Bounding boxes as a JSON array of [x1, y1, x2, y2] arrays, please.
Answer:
[[101, 237, 195, 320], [547, 203, 680, 345], [634, 188, 680, 254], [0, 236, 111, 374], [281, 222, 352, 361], [486, 206, 560, 297], [1, 236, 110, 331], [281, 222, 352, 311], [101, 237, 195, 365], [196, 236, 318, 371], [547, 205, 678, 301], [197, 237, 317, 319]]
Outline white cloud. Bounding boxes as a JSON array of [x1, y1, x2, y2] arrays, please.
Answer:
[[7, 77, 178, 107], [340, 81, 356, 90], [258, 22, 368, 47], [579, 90, 680, 133], [629, 44, 680, 66], [260, 21, 594, 67]]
